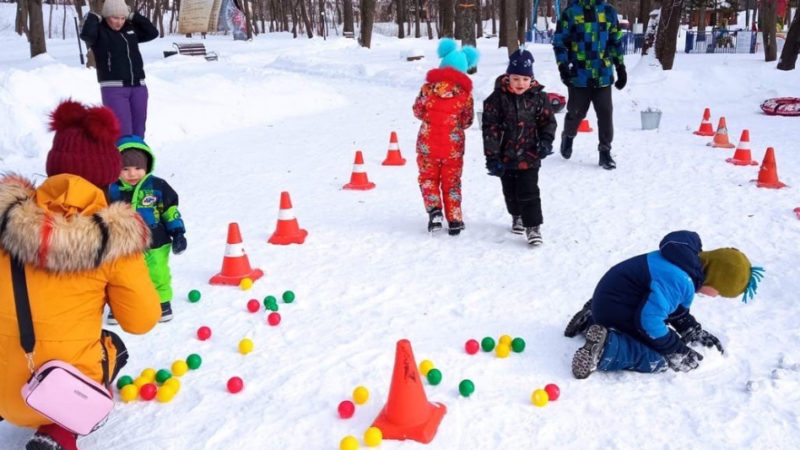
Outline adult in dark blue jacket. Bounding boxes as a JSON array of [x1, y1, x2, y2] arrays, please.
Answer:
[[565, 230, 763, 379], [80, 0, 158, 138]]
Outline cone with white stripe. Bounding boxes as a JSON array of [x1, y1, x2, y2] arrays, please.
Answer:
[[693, 108, 715, 136], [382, 131, 407, 166], [209, 223, 264, 285], [726, 130, 758, 166], [343, 150, 376, 190], [268, 191, 308, 245]]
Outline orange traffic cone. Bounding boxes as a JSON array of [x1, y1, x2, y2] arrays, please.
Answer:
[[371, 339, 446, 444], [707, 117, 735, 148], [726, 130, 758, 166], [693, 108, 715, 136], [343, 150, 376, 190], [382, 131, 406, 166], [577, 119, 593, 133], [754, 147, 787, 189], [268, 191, 307, 245], [209, 223, 264, 285]]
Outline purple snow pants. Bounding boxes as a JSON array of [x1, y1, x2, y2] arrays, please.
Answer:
[[101, 85, 149, 138]]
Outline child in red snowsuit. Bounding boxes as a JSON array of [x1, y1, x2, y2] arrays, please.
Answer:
[[413, 38, 478, 235]]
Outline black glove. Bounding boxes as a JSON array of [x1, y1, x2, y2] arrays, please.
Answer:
[[558, 64, 571, 86], [171, 233, 187, 255], [614, 65, 627, 90], [682, 325, 724, 354], [486, 159, 504, 177], [536, 141, 553, 160], [665, 345, 704, 372]]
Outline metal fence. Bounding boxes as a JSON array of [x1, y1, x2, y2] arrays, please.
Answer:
[[685, 30, 758, 54]]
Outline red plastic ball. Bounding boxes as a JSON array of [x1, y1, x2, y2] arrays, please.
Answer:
[[465, 339, 480, 355], [227, 376, 244, 394], [197, 326, 212, 341], [544, 383, 560, 401], [267, 312, 281, 326], [337, 400, 355, 419], [246, 299, 260, 313], [139, 383, 157, 400]]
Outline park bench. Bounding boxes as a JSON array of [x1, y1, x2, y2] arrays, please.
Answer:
[[164, 42, 218, 61]]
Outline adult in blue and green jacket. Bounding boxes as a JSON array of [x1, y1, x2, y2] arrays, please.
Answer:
[[552, 0, 626, 170]]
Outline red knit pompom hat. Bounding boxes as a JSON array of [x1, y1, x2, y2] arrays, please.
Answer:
[[45, 100, 122, 188]]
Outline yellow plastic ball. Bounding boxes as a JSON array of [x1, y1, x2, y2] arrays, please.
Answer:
[[364, 427, 383, 447], [340, 435, 359, 450], [132, 376, 148, 388], [531, 389, 549, 407], [156, 385, 176, 403], [499, 335, 513, 347], [140, 368, 156, 383], [119, 384, 139, 403], [238, 338, 254, 355], [352, 386, 369, 405], [239, 277, 253, 291], [495, 343, 511, 358], [171, 360, 189, 377], [163, 377, 181, 394], [418, 359, 435, 376]]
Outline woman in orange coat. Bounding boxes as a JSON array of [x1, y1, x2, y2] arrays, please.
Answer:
[[0, 100, 161, 450]]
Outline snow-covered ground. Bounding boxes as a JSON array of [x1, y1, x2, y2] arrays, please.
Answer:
[[2, 5, 800, 449]]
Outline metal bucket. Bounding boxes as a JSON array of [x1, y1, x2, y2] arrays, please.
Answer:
[[641, 110, 662, 130]]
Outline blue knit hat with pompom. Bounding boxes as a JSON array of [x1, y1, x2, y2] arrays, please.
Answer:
[[438, 38, 479, 73]]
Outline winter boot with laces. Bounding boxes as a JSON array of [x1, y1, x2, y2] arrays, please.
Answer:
[[598, 145, 616, 170], [571, 324, 609, 379], [560, 133, 574, 159], [160, 301, 173, 322], [511, 215, 524, 234], [427, 208, 444, 233], [26, 424, 78, 450], [448, 220, 465, 236], [564, 299, 593, 337], [525, 226, 543, 246]]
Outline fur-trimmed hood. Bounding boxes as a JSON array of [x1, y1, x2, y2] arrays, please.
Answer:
[[0, 173, 150, 273], [425, 67, 473, 93]]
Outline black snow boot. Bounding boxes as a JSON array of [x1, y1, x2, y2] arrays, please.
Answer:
[[598, 146, 616, 170], [525, 226, 543, 246], [427, 208, 444, 232], [564, 299, 593, 337], [560, 133, 574, 159], [511, 215, 524, 234], [448, 220, 464, 236]]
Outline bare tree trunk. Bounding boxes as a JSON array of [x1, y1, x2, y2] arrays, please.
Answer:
[[777, 2, 800, 69], [47, 1, 52, 40], [655, 0, 683, 70], [760, 0, 777, 61], [500, 0, 518, 54], [475, 0, 482, 38], [74, 0, 84, 27], [29, 0, 46, 57], [426, 3, 434, 39], [299, 0, 313, 38], [439, 0, 454, 37], [396, 0, 405, 37], [16, 0, 29, 37], [259, 0, 267, 33], [457, 0, 476, 45], [343, 0, 354, 33], [359, 0, 375, 47], [414, 0, 421, 37], [697, 3, 706, 32], [516, 0, 527, 46]]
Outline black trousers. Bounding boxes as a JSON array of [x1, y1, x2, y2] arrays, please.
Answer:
[[500, 168, 542, 227], [563, 85, 613, 150]]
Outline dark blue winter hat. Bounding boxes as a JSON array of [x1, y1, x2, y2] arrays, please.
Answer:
[[507, 48, 534, 78], [438, 38, 479, 73]]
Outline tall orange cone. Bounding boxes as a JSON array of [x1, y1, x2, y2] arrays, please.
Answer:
[[343, 150, 376, 190], [268, 191, 307, 245], [707, 117, 735, 148], [371, 339, 446, 444], [209, 223, 264, 285], [382, 131, 406, 166], [577, 119, 593, 132], [693, 108, 715, 136], [726, 130, 758, 166], [753, 147, 787, 189]]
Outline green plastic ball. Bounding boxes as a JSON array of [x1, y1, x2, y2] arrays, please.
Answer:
[[155, 369, 172, 384], [426, 368, 442, 385], [263, 295, 278, 310], [188, 290, 201, 302], [116, 375, 133, 390], [459, 379, 475, 397], [186, 353, 202, 370], [282, 290, 295, 303], [481, 337, 496, 352], [511, 337, 526, 353]]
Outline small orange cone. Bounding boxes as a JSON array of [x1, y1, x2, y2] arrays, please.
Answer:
[[343, 150, 376, 190], [726, 130, 758, 166], [577, 119, 593, 133], [707, 117, 735, 148], [693, 108, 715, 136], [753, 147, 787, 189], [209, 223, 264, 286], [371, 339, 446, 444], [382, 131, 406, 166], [268, 191, 307, 245]]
